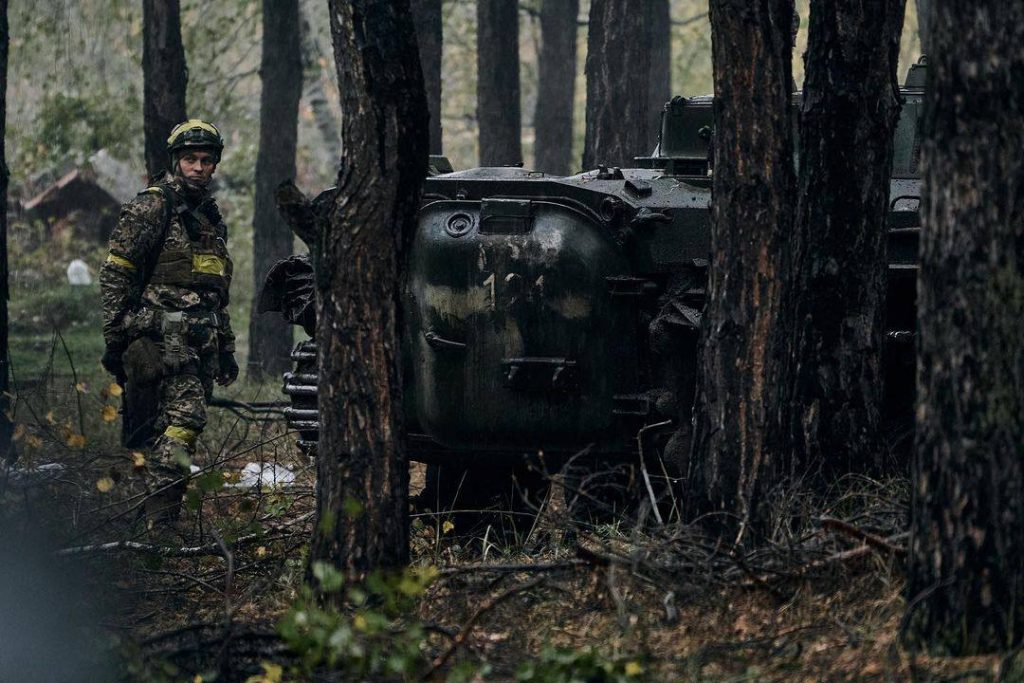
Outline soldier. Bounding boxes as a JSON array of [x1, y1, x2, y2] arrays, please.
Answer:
[[100, 119, 238, 530]]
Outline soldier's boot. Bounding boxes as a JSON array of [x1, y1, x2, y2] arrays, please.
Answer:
[[144, 431, 195, 539]]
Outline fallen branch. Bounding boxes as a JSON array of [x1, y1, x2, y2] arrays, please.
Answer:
[[423, 576, 546, 679], [438, 559, 587, 577], [740, 532, 908, 588], [819, 516, 908, 558], [57, 532, 264, 557]]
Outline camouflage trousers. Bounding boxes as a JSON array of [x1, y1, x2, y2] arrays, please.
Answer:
[[148, 373, 213, 481], [146, 313, 221, 485]]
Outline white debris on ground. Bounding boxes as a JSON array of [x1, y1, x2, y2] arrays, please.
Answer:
[[4, 462, 66, 484], [234, 462, 297, 489], [66, 259, 92, 285]]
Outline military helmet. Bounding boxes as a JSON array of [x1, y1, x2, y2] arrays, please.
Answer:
[[167, 119, 224, 163]]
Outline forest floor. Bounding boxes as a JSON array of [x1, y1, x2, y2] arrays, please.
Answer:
[[2, 284, 1021, 682]]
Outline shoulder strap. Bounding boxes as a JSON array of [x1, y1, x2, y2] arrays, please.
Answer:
[[136, 184, 178, 287]]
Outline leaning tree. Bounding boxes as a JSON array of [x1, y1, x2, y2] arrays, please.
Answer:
[[308, 0, 428, 583], [905, 1, 1024, 655]]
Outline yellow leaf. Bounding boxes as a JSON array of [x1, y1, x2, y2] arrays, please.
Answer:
[[256, 546, 267, 558], [101, 405, 118, 423], [131, 451, 146, 468], [75, 382, 87, 393], [26, 434, 43, 448], [12, 423, 25, 441], [107, 383, 123, 397], [353, 613, 368, 631], [96, 477, 114, 493], [45, 411, 55, 424], [66, 433, 87, 449], [442, 520, 455, 535], [624, 661, 644, 677]]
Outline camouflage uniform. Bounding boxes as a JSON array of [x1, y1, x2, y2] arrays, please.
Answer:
[[100, 174, 235, 485]]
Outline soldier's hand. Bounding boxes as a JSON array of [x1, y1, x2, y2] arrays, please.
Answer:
[[217, 352, 239, 386]]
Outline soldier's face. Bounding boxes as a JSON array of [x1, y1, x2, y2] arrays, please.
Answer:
[[177, 151, 217, 185]]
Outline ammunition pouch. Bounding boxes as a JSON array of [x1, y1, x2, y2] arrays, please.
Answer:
[[161, 311, 190, 373]]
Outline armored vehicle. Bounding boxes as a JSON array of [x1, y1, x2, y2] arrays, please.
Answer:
[[261, 62, 925, 513]]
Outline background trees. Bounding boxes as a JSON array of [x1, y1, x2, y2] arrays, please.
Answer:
[[308, 0, 428, 581], [476, 0, 521, 166], [141, 0, 187, 182], [582, 0, 650, 169], [533, 0, 578, 175], [905, 1, 1024, 655], [247, 0, 302, 380]]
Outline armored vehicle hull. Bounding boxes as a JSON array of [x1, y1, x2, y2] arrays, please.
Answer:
[[264, 64, 925, 486]]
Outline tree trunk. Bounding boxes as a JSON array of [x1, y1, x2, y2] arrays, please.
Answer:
[[787, 1, 906, 475], [915, 0, 932, 55], [647, 0, 671, 152], [299, 0, 341, 170], [142, 0, 187, 182], [476, 0, 521, 166], [248, 0, 303, 380], [310, 0, 427, 582], [904, 2, 1024, 655], [0, 0, 11, 463], [582, 0, 650, 170], [533, 0, 578, 175], [688, 0, 796, 536], [411, 0, 442, 155]]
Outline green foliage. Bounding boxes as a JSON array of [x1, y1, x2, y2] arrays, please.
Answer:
[[34, 90, 140, 165], [516, 646, 646, 683], [277, 564, 443, 680]]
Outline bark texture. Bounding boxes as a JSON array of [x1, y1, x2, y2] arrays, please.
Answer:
[[0, 0, 11, 462], [582, 0, 650, 169], [533, 0, 578, 175], [787, 0, 906, 474], [647, 0, 672, 152], [411, 0, 442, 154], [248, 0, 302, 380], [689, 0, 796, 535], [905, 1, 1024, 655], [476, 0, 521, 166], [311, 0, 428, 581], [142, 0, 187, 182]]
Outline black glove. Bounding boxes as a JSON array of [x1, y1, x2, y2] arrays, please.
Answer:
[[217, 351, 239, 386], [101, 346, 124, 379]]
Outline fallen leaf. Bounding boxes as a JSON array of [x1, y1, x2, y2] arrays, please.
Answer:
[[45, 411, 55, 424], [107, 383, 123, 397], [26, 434, 43, 448], [75, 382, 87, 393], [625, 661, 644, 677], [442, 520, 455, 534], [66, 433, 87, 449], [131, 451, 146, 468], [101, 405, 118, 422], [96, 477, 114, 493], [12, 423, 25, 441], [256, 546, 267, 558]]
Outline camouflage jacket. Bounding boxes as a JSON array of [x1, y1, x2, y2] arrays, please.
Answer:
[[100, 175, 235, 354]]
